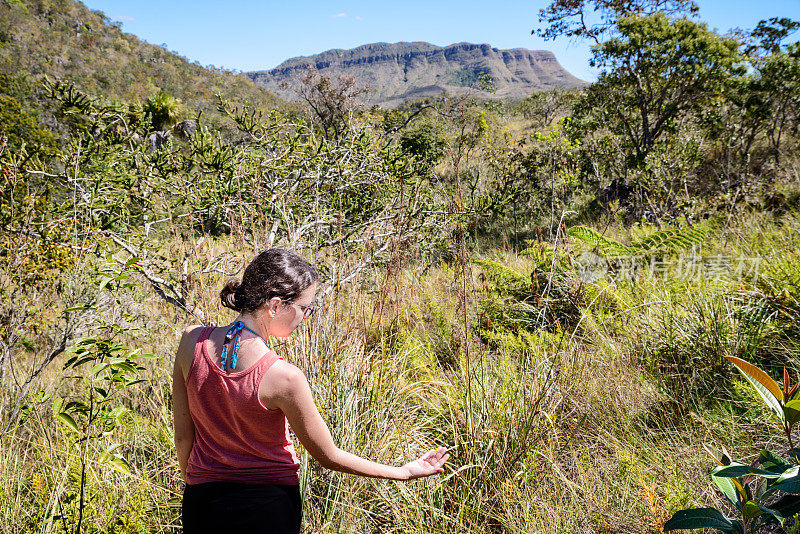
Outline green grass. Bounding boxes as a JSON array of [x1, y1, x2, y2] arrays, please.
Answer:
[[1, 207, 799, 533]]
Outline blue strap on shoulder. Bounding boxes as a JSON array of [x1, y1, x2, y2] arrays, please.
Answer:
[[220, 321, 269, 373]]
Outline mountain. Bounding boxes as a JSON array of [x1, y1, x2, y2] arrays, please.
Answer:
[[247, 42, 588, 107]]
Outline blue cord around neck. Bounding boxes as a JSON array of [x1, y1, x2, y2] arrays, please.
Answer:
[[220, 320, 269, 373]]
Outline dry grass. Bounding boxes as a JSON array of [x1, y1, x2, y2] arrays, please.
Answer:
[[0, 207, 798, 533]]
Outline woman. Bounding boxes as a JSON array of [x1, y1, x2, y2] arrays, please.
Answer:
[[172, 248, 449, 533]]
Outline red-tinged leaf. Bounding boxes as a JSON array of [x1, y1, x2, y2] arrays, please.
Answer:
[[785, 368, 790, 396], [725, 356, 784, 420], [790, 383, 799, 400], [732, 477, 749, 501], [726, 356, 783, 401]]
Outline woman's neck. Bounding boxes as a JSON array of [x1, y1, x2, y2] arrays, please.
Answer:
[[234, 313, 271, 340]]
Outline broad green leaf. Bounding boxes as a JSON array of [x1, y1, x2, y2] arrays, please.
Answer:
[[725, 356, 784, 420], [110, 362, 138, 373], [56, 412, 79, 432], [713, 462, 783, 479], [769, 466, 800, 495], [63, 305, 94, 313], [784, 399, 800, 425], [712, 474, 740, 507], [755, 503, 786, 524], [97, 276, 114, 292], [774, 466, 800, 484], [109, 406, 127, 419], [64, 401, 88, 412], [759, 450, 789, 473], [664, 508, 736, 532], [741, 501, 763, 519], [110, 456, 132, 474], [766, 494, 800, 521], [90, 362, 109, 376], [72, 356, 96, 369], [124, 256, 142, 268]]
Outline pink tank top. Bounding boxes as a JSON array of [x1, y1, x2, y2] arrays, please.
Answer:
[[185, 326, 301, 485]]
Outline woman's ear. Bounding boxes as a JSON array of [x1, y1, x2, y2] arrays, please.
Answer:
[[265, 296, 282, 317]]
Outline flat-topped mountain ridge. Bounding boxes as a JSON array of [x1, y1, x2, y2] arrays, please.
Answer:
[[248, 42, 587, 107]]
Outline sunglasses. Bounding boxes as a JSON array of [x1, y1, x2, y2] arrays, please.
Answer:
[[292, 302, 317, 319]]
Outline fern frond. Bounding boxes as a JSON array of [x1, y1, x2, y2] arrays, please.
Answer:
[[629, 227, 707, 252], [568, 225, 709, 258], [474, 258, 527, 286], [566, 226, 632, 256]]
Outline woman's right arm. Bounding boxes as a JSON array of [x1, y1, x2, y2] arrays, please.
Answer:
[[270, 363, 449, 481], [172, 326, 200, 482]]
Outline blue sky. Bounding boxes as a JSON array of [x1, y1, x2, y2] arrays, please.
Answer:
[[83, 0, 800, 82]]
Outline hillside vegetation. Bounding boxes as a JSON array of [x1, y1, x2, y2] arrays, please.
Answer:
[[1, 0, 800, 533], [0, 0, 279, 153]]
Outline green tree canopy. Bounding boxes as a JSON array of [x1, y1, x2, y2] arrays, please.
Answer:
[[582, 13, 744, 164]]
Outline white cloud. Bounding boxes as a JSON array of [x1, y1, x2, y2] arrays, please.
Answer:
[[332, 12, 347, 18], [355, 15, 363, 21]]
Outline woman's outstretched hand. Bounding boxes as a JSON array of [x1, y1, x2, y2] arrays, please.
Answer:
[[401, 447, 450, 480]]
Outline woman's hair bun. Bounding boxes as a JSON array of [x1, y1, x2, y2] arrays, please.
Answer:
[[220, 279, 242, 311], [219, 249, 318, 315]]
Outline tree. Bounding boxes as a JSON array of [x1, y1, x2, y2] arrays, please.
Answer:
[[535, 0, 697, 43], [744, 19, 800, 164], [516, 88, 577, 128], [699, 18, 800, 171], [581, 14, 743, 165], [296, 68, 369, 140], [399, 120, 448, 168], [746, 17, 800, 56]]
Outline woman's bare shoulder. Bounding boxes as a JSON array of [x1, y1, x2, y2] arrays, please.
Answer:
[[174, 325, 209, 372], [181, 324, 206, 338], [263, 359, 307, 398]]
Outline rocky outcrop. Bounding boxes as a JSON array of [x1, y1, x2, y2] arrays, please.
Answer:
[[247, 42, 587, 107]]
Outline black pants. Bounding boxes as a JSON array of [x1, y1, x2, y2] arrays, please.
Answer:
[[182, 482, 302, 534]]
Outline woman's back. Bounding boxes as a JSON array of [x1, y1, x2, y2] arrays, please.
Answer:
[[174, 248, 448, 534], [185, 326, 300, 485]]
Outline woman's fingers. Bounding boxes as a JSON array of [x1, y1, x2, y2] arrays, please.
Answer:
[[423, 447, 449, 467], [407, 446, 450, 478]]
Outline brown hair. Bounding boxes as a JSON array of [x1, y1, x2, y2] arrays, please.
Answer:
[[220, 249, 318, 314]]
